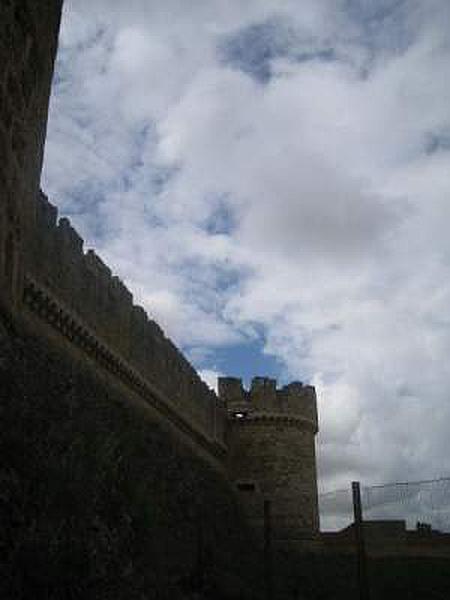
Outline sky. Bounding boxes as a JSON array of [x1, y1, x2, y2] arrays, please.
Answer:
[[42, 0, 450, 510]]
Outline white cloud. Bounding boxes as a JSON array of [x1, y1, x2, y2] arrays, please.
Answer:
[[198, 369, 223, 393]]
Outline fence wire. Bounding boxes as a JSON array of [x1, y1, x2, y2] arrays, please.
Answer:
[[319, 487, 354, 531], [319, 477, 450, 532]]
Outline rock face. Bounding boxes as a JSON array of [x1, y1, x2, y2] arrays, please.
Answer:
[[219, 377, 319, 542]]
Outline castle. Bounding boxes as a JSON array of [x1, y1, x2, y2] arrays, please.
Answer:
[[0, 185, 320, 545], [6, 7, 450, 600], [1, 0, 319, 550]]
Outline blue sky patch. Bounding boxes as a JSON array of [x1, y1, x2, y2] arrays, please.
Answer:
[[218, 18, 335, 83], [203, 338, 284, 387]]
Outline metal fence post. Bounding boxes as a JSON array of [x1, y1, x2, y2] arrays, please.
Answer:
[[264, 499, 273, 600], [352, 481, 370, 600], [197, 510, 204, 588]]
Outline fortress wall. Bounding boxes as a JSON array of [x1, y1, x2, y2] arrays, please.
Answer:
[[22, 190, 226, 451], [0, 1, 226, 458], [0, 317, 262, 600], [1, 2, 317, 596], [228, 420, 320, 540], [0, 1, 63, 307]]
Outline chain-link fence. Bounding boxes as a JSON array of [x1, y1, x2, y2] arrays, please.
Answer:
[[320, 476, 450, 533], [362, 477, 450, 532], [319, 486, 354, 531], [314, 477, 450, 600]]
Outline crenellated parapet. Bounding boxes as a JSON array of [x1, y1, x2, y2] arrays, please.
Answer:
[[16, 190, 227, 457], [219, 376, 318, 433], [0, 2, 228, 465]]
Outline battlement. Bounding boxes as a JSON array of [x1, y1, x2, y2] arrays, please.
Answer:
[[6, 190, 228, 453], [219, 376, 318, 431]]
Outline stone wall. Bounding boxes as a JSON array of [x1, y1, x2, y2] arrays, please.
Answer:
[[0, 317, 262, 600], [0, 1, 63, 307], [17, 190, 227, 454], [0, 1, 227, 458], [321, 522, 450, 558]]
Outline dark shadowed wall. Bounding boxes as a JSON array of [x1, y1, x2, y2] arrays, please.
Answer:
[[0, 1, 63, 306], [0, 4, 262, 597], [0, 317, 262, 600]]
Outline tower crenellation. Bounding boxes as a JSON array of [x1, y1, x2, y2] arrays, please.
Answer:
[[218, 376, 246, 405], [249, 376, 277, 410], [278, 381, 318, 427], [220, 376, 318, 430]]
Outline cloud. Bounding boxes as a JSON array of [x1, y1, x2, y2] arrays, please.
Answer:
[[42, 0, 450, 521], [198, 369, 223, 393]]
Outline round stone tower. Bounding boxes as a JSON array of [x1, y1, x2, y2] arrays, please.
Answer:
[[218, 376, 319, 543]]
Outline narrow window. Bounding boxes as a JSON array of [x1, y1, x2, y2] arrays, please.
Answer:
[[236, 482, 256, 492], [4, 233, 15, 289]]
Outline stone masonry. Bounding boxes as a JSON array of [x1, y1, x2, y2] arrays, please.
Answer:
[[1, 1, 63, 309], [20, 190, 228, 459], [220, 377, 319, 541]]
